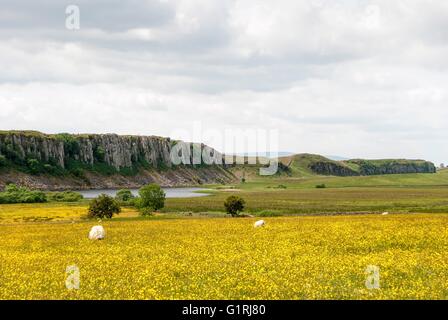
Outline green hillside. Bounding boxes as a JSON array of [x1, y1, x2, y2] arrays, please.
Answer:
[[276, 153, 436, 177]]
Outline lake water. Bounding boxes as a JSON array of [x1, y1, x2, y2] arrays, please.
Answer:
[[78, 187, 211, 199]]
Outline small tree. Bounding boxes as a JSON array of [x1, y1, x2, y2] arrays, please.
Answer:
[[88, 194, 121, 219], [115, 189, 134, 202], [224, 195, 246, 217], [137, 184, 166, 215]]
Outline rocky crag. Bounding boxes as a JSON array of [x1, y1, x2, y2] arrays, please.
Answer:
[[0, 131, 235, 190], [280, 153, 436, 177]]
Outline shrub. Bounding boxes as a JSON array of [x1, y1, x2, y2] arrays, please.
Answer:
[[115, 189, 135, 202], [0, 155, 6, 167], [93, 146, 106, 162], [275, 184, 287, 189], [87, 194, 121, 219], [138, 207, 155, 216], [47, 191, 83, 202], [43, 164, 56, 174], [27, 158, 41, 174], [70, 167, 85, 178], [137, 184, 166, 215], [316, 184, 326, 189], [0, 184, 47, 204], [224, 195, 246, 217]]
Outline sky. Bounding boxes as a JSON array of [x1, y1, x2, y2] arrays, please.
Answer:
[[0, 0, 447, 164]]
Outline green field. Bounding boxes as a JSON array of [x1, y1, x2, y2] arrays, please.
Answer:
[[163, 171, 448, 215]]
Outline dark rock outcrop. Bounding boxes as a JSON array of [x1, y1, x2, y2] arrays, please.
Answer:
[[309, 161, 359, 176], [345, 159, 437, 175]]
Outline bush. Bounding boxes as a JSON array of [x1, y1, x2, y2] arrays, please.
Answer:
[[315, 184, 326, 189], [47, 191, 83, 202], [43, 164, 56, 174], [275, 184, 287, 189], [27, 158, 41, 174], [0, 184, 47, 204], [224, 195, 246, 217], [87, 194, 121, 219], [0, 155, 6, 167], [93, 146, 106, 162], [137, 184, 166, 216], [115, 189, 135, 202]]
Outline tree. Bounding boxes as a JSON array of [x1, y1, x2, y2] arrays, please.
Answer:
[[224, 195, 246, 217], [88, 194, 121, 219], [137, 184, 166, 215], [115, 189, 134, 202]]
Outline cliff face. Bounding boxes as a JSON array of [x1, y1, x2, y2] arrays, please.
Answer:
[[345, 159, 437, 175], [279, 153, 436, 177], [309, 161, 359, 176], [309, 159, 437, 176], [0, 131, 177, 170], [0, 132, 65, 168], [0, 131, 234, 190], [0, 131, 226, 170]]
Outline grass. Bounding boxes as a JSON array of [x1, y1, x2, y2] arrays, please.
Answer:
[[164, 171, 448, 215], [0, 214, 447, 299], [165, 187, 448, 215]]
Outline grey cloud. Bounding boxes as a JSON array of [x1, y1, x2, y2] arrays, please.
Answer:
[[0, 0, 447, 164], [0, 0, 174, 30]]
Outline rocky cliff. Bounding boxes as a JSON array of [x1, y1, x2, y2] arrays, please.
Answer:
[[309, 161, 359, 176], [0, 131, 235, 190], [279, 153, 436, 177], [344, 159, 437, 175]]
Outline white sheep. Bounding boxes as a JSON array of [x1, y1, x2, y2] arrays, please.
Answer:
[[381, 212, 389, 216], [89, 225, 106, 240], [254, 220, 266, 228]]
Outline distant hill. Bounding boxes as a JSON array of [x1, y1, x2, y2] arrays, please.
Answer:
[[278, 154, 436, 177], [325, 155, 350, 161]]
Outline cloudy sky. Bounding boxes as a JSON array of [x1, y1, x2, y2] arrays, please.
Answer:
[[0, 0, 447, 163]]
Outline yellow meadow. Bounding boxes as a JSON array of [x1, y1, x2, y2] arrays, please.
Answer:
[[0, 214, 447, 299]]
